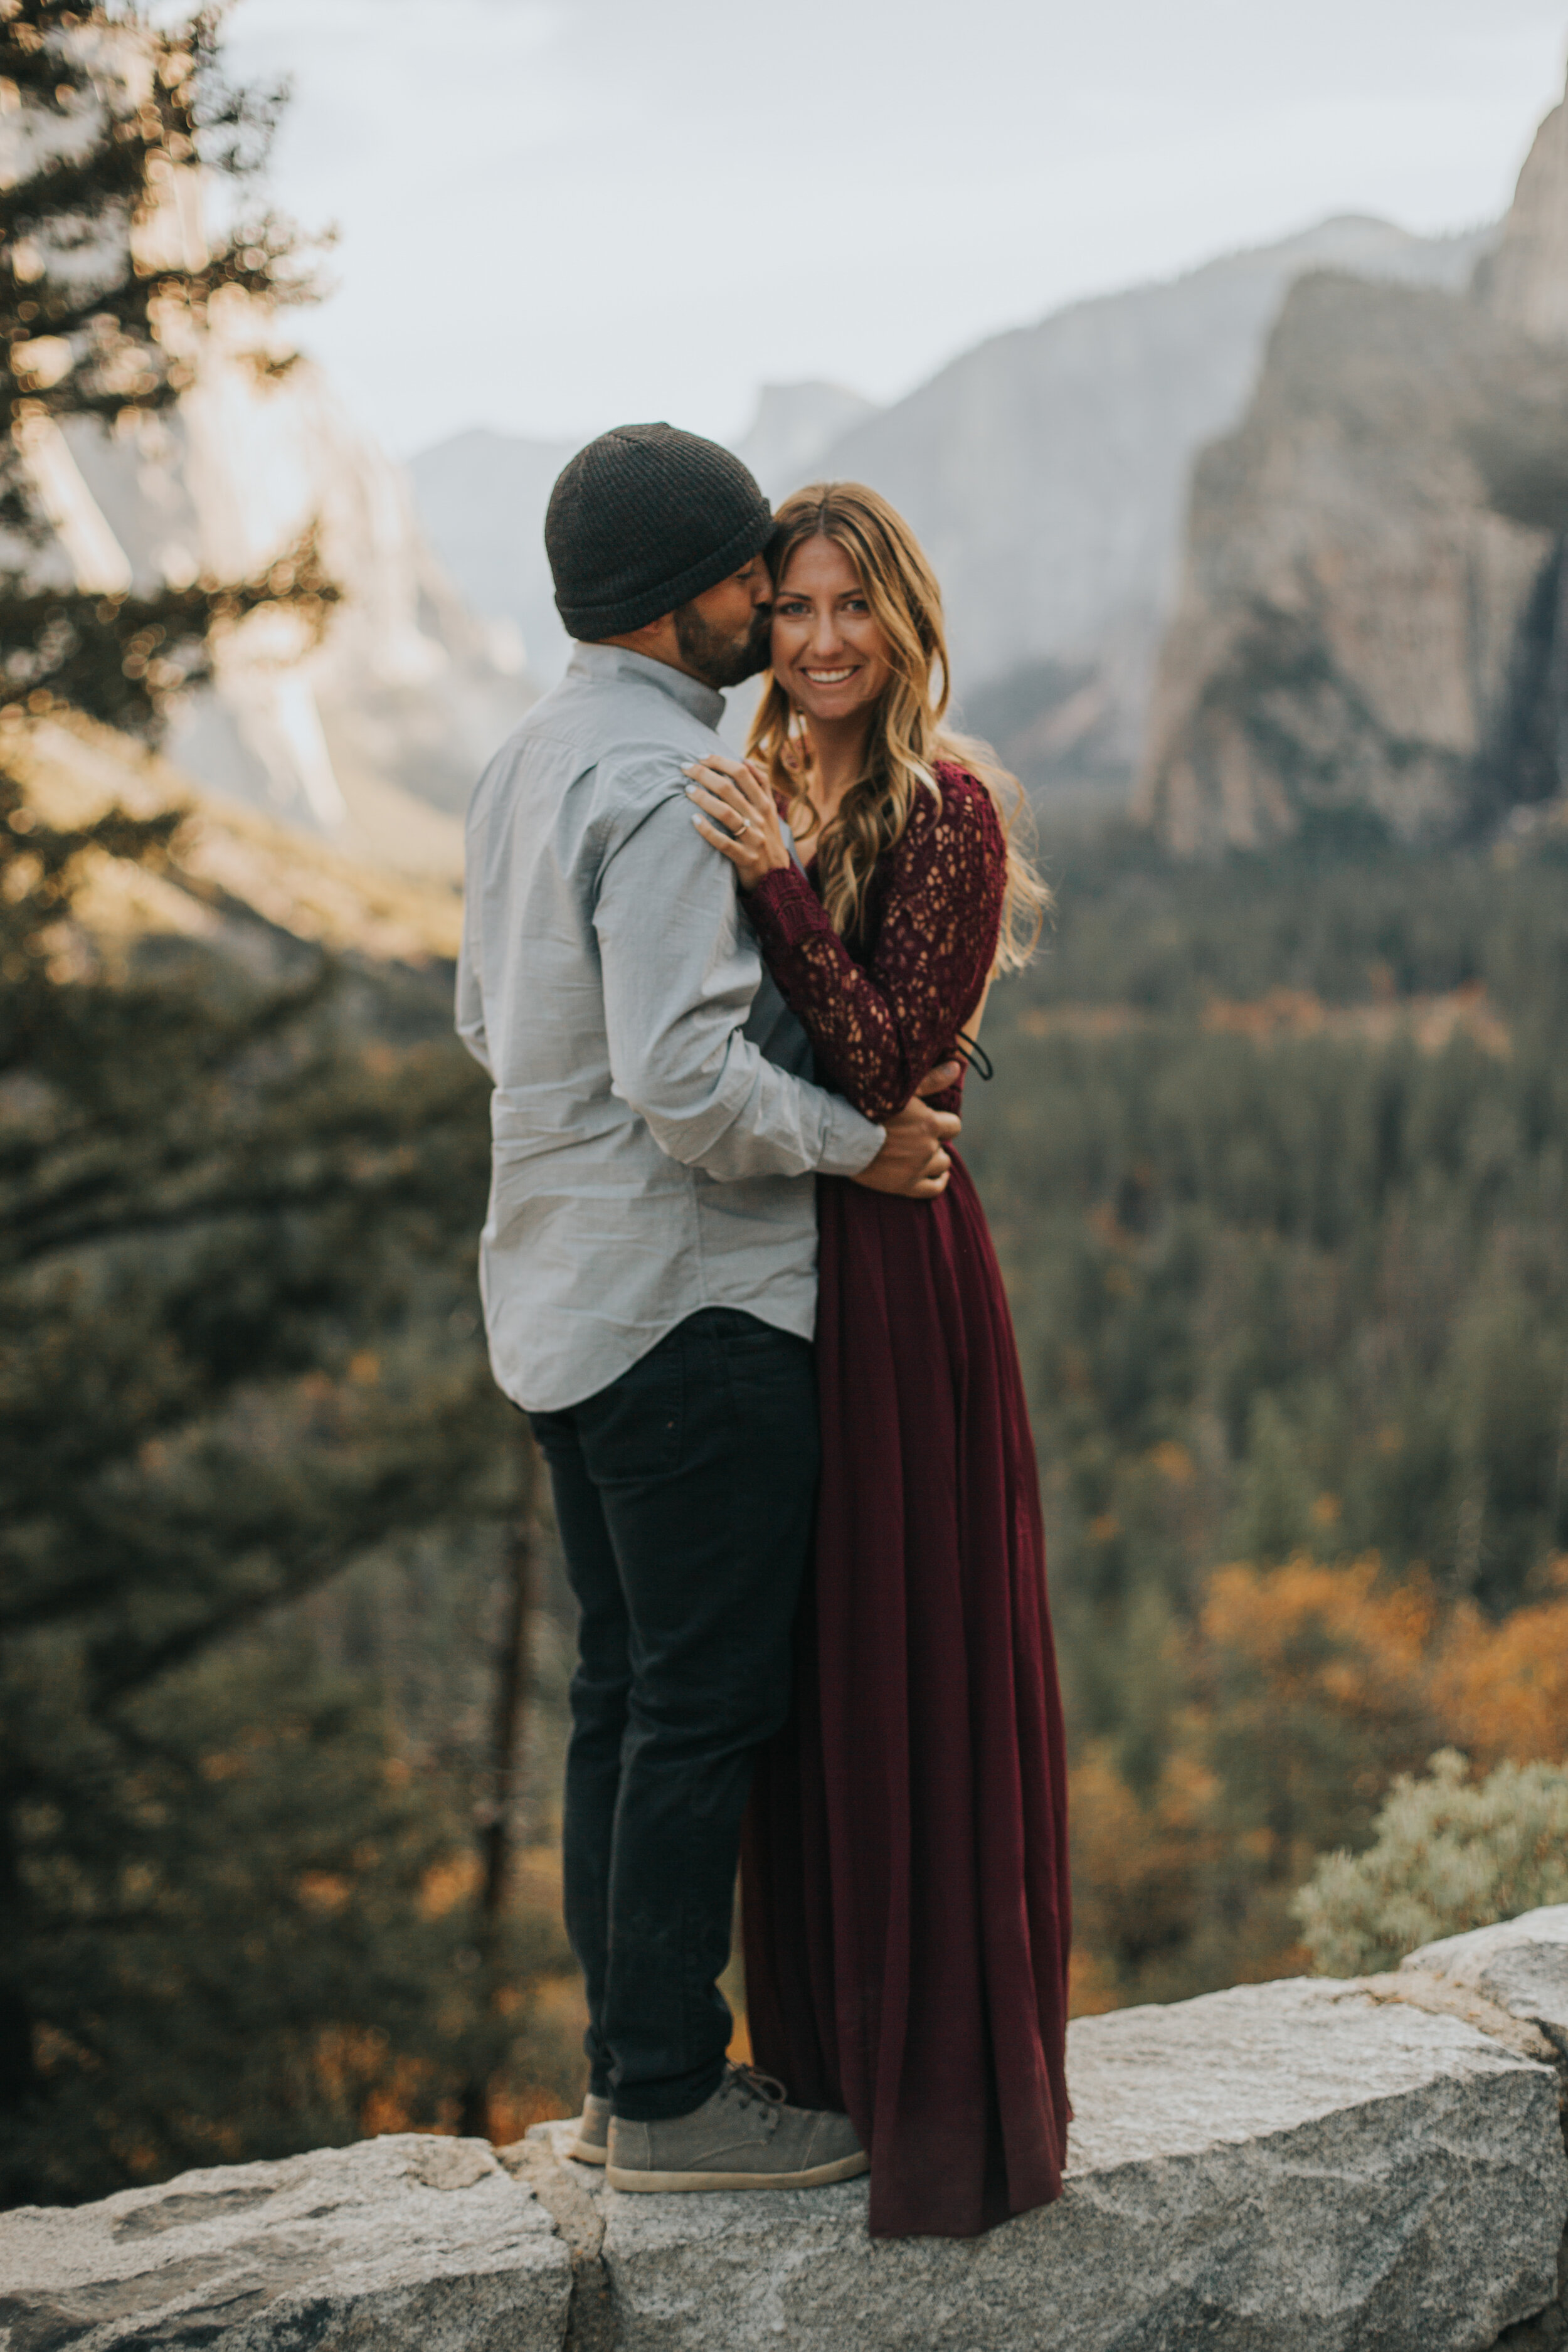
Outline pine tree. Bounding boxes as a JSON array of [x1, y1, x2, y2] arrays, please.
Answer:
[[0, 0, 334, 735], [0, 752, 544, 2201], [0, 6, 543, 2206]]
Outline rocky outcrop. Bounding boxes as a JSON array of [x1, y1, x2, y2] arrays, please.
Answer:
[[1134, 270, 1568, 853], [50, 316, 534, 861], [811, 217, 1488, 786], [1137, 73, 1568, 856], [8, 1951, 1567, 2351], [1404, 1905, 1568, 2062], [1403, 1909, 1568, 2352], [1478, 82, 1568, 346], [0, 2134, 571, 2350]]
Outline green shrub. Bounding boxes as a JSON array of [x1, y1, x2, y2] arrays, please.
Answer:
[[1292, 1749, 1568, 1976]]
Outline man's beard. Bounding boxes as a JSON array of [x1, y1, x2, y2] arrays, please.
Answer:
[[672, 598, 772, 689]]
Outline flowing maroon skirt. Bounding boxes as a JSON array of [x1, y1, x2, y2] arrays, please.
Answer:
[[741, 1153, 1072, 2238]]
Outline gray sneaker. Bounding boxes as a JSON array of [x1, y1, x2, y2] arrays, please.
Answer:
[[569, 2090, 610, 2165], [605, 2065, 868, 2193]]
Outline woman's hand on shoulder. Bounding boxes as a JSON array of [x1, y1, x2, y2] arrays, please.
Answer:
[[684, 754, 792, 892]]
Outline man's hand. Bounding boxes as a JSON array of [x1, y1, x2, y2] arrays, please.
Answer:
[[853, 1062, 962, 1199]]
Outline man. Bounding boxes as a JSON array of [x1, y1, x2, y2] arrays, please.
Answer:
[[457, 422, 957, 2193]]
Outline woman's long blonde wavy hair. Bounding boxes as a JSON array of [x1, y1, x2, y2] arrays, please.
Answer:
[[746, 481, 1051, 972]]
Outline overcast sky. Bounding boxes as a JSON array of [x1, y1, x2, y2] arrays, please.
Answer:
[[220, 0, 1568, 461]]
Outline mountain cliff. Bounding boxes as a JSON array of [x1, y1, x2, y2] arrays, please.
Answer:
[[1137, 75, 1568, 856], [406, 426, 580, 693], [7, 302, 532, 876], [1476, 70, 1568, 346], [0, 39, 528, 877], [409, 222, 1488, 790], [44, 308, 534, 876], [800, 218, 1492, 793], [734, 381, 882, 499]]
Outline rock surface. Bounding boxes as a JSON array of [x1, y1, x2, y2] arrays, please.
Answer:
[[1408, 1911, 1568, 2352], [65, 331, 534, 857], [0, 2132, 570, 2350], [1407, 1904, 1568, 2060], [1480, 82, 1568, 348], [6, 1975, 1563, 2351], [1133, 266, 1568, 852], [1136, 70, 1568, 855], [575, 1980, 1564, 2352]]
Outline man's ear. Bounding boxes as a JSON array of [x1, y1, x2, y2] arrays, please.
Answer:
[[628, 615, 675, 652], [596, 612, 679, 660]]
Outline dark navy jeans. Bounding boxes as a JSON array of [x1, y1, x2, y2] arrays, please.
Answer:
[[529, 1308, 818, 2122]]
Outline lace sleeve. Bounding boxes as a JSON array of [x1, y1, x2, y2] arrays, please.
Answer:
[[746, 765, 1006, 1121]]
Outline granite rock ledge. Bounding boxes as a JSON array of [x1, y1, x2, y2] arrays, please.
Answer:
[[4, 1937, 1568, 2352]]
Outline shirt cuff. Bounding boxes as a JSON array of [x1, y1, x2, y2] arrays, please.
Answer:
[[818, 1094, 884, 1177], [749, 861, 834, 951]]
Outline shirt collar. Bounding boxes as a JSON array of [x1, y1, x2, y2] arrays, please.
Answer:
[[567, 642, 726, 732]]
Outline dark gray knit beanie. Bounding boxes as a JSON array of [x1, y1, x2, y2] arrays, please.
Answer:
[[545, 422, 774, 640]]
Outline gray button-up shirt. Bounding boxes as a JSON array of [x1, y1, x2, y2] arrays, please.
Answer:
[[457, 644, 884, 1412]]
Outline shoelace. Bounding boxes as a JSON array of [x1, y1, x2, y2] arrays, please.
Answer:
[[722, 2063, 787, 2116]]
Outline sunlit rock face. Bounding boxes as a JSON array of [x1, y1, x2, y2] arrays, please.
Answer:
[[1136, 72, 1568, 858], [0, 56, 531, 877], [1135, 274, 1568, 855], [0, 2135, 571, 2350], [408, 427, 580, 695], [1404, 1904, 1568, 2055], [53, 315, 535, 875], [1478, 82, 1568, 349]]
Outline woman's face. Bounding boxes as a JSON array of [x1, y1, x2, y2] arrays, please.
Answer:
[[770, 534, 892, 727]]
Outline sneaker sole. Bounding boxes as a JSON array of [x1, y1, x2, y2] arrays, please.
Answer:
[[568, 2138, 607, 2166], [605, 2149, 869, 2193]]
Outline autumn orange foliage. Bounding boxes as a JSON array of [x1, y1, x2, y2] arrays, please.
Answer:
[[1068, 1740, 1219, 2014], [1069, 1554, 1568, 2014], [1432, 1572, 1568, 1766]]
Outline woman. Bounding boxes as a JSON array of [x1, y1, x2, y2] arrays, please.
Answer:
[[683, 482, 1071, 2240]]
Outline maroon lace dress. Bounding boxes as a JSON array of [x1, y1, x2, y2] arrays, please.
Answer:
[[739, 761, 1071, 2239]]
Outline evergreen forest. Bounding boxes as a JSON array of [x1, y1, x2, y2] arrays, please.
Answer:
[[964, 816, 1568, 2013]]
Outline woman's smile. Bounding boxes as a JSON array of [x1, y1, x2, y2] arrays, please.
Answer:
[[771, 534, 893, 724]]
